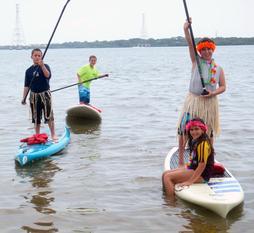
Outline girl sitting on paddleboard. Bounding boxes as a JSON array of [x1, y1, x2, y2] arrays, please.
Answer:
[[163, 118, 214, 197], [177, 19, 226, 167]]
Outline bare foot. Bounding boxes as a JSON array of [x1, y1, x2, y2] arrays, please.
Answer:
[[52, 135, 58, 143], [79, 102, 88, 105]]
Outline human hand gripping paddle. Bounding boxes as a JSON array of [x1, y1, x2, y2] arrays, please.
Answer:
[[51, 74, 109, 93], [21, 0, 71, 104], [183, 0, 209, 96]]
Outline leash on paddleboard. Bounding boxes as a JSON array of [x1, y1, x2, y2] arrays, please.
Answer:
[[22, 0, 71, 104], [183, 0, 209, 96], [51, 74, 109, 93]]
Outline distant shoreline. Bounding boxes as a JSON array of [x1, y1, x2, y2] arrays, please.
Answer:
[[1, 36, 254, 50]]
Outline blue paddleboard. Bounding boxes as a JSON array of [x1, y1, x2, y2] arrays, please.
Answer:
[[15, 127, 71, 166]]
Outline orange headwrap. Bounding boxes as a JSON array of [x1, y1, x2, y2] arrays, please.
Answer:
[[196, 41, 216, 52]]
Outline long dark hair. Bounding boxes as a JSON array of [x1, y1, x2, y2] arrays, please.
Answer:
[[186, 118, 214, 154]]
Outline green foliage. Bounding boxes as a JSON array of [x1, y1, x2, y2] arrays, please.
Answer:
[[1, 37, 254, 50]]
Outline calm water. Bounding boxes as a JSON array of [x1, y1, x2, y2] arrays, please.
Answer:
[[0, 46, 254, 233]]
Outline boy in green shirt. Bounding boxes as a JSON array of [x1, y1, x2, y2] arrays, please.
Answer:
[[77, 55, 100, 104]]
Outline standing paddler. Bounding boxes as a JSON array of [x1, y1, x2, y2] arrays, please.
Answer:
[[177, 18, 226, 166], [77, 55, 108, 111], [22, 48, 58, 142]]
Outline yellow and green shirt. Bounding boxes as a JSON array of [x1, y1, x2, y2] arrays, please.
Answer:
[[77, 64, 99, 89]]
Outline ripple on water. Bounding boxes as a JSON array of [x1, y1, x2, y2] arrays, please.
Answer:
[[1, 46, 254, 232]]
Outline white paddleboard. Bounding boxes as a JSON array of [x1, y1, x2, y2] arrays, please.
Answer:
[[66, 104, 101, 121], [164, 147, 244, 218]]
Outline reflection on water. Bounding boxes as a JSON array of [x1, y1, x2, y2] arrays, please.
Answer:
[[1, 47, 254, 232], [178, 209, 244, 233], [163, 193, 244, 233], [22, 223, 58, 233], [179, 209, 225, 233], [15, 160, 61, 232], [66, 115, 101, 134], [163, 197, 177, 209]]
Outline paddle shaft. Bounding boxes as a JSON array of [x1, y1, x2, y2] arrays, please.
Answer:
[[183, 0, 209, 95], [51, 74, 108, 93], [22, 0, 71, 103]]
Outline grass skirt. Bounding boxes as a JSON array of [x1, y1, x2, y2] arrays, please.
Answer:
[[30, 90, 54, 124], [177, 92, 220, 137]]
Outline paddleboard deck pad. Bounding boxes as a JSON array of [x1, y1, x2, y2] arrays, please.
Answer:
[[66, 104, 101, 121], [164, 147, 244, 218], [15, 127, 71, 166]]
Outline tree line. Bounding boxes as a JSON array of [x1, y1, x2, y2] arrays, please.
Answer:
[[1, 37, 254, 50]]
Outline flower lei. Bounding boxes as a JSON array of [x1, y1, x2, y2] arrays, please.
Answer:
[[186, 151, 194, 168], [202, 59, 217, 86]]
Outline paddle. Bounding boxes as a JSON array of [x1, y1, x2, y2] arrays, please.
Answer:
[[22, 0, 71, 104], [51, 74, 109, 93], [182, 0, 209, 96]]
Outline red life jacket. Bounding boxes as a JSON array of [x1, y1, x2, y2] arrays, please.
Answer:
[[20, 133, 48, 145]]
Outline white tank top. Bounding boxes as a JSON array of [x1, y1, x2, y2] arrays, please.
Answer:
[[189, 58, 221, 95]]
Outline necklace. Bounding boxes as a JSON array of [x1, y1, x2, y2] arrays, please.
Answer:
[[201, 59, 217, 86]]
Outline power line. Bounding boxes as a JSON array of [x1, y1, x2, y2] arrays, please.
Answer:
[[12, 3, 26, 47], [140, 13, 148, 39]]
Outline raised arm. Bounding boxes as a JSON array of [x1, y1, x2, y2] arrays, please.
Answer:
[[184, 20, 196, 65]]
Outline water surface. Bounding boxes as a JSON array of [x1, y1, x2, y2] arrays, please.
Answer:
[[0, 46, 253, 232]]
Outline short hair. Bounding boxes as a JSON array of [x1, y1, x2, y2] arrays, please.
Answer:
[[89, 55, 97, 61], [31, 48, 42, 56]]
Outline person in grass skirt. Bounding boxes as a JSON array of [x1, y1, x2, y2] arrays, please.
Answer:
[[177, 19, 226, 167], [22, 48, 57, 142]]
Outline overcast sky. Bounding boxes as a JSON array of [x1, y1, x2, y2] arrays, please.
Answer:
[[1, 0, 253, 45]]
